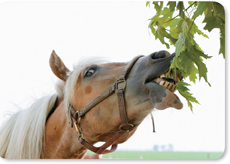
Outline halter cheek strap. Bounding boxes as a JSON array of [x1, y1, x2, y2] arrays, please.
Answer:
[[69, 55, 143, 154]]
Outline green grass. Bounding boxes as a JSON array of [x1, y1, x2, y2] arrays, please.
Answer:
[[86, 151, 224, 159]]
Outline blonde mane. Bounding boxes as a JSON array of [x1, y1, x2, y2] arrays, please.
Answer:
[[0, 56, 108, 159], [0, 94, 58, 159]]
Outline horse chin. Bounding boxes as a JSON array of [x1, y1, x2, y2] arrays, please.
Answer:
[[146, 82, 183, 110], [154, 89, 183, 110]]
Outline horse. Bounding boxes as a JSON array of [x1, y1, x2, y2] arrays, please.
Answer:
[[0, 50, 183, 159]]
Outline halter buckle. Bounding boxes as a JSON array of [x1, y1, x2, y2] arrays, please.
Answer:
[[115, 79, 127, 91], [74, 120, 84, 140]]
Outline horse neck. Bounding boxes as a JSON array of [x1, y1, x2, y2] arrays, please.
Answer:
[[42, 98, 87, 159]]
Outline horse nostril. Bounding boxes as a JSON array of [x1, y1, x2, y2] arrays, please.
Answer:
[[150, 50, 170, 60], [150, 52, 158, 59]]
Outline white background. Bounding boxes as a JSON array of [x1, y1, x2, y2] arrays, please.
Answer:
[[0, 0, 227, 162]]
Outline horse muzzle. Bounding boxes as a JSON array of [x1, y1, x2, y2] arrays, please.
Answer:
[[127, 51, 183, 110]]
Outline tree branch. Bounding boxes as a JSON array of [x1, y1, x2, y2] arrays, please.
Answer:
[[163, 1, 197, 25]]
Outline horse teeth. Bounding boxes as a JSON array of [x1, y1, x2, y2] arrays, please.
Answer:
[[171, 85, 176, 92], [168, 83, 173, 90], [172, 85, 176, 92], [159, 72, 182, 84], [159, 81, 165, 86], [164, 81, 169, 87], [158, 80, 177, 92]]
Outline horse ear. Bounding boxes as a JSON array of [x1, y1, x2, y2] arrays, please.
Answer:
[[49, 50, 70, 81]]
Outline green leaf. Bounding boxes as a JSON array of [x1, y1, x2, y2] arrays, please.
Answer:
[[152, 1, 163, 15], [149, 1, 164, 25], [146, 1, 150, 7], [187, 48, 210, 86], [177, 51, 198, 83], [158, 7, 173, 25], [187, 19, 209, 38], [147, 1, 225, 112], [155, 24, 170, 49], [161, 7, 173, 19], [203, 16, 224, 32], [176, 1, 185, 18], [168, 18, 183, 27], [203, 9, 225, 58], [176, 81, 199, 111], [192, 2, 208, 19], [149, 25, 156, 37], [167, 1, 176, 12], [174, 21, 188, 57], [196, 29, 209, 38], [182, 20, 188, 36], [175, 33, 184, 57], [213, 2, 225, 20], [203, 2, 225, 32]]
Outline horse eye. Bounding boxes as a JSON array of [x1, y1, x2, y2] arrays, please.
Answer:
[[84, 69, 95, 77]]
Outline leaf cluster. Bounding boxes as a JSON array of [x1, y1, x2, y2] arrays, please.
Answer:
[[147, 1, 225, 111]]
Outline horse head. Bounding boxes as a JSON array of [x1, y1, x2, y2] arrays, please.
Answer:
[[49, 50, 183, 154]]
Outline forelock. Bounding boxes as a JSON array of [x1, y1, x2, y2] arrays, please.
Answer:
[[64, 57, 109, 116]]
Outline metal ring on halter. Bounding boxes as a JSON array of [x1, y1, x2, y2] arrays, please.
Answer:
[[119, 124, 134, 132]]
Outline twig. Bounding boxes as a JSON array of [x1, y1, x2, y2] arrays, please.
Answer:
[[164, 1, 197, 25]]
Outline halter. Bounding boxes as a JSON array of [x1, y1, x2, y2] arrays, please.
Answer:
[[68, 55, 143, 154]]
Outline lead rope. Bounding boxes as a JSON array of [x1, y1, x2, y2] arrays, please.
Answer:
[[150, 113, 156, 133]]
